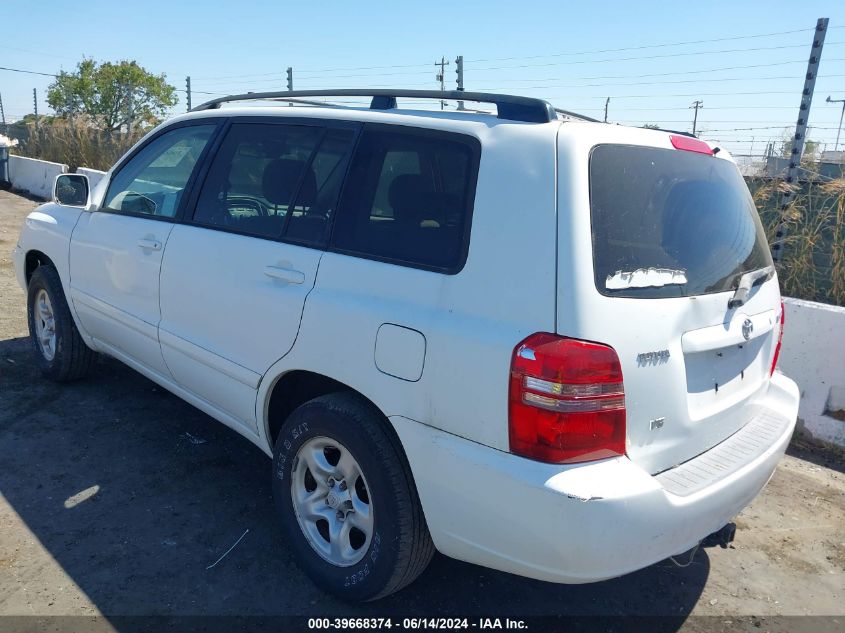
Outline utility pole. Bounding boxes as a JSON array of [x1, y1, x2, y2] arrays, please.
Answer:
[[435, 56, 449, 110], [827, 95, 845, 150], [33, 88, 38, 119], [690, 100, 703, 135], [772, 17, 829, 264], [186, 76, 192, 111], [286, 67, 293, 91], [0, 92, 6, 133], [455, 55, 464, 111], [604, 97, 610, 123]]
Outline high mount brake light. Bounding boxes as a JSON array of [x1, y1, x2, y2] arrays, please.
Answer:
[[670, 135, 714, 155], [508, 333, 626, 464]]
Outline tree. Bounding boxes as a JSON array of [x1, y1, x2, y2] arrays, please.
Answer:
[[777, 128, 820, 161], [47, 59, 177, 132], [641, 123, 660, 129]]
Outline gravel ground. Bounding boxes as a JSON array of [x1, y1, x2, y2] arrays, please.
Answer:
[[0, 190, 843, 629]]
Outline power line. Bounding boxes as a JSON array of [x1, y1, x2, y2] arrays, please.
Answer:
[[585, 105, 813, 111], [702, 125, 843, 131], [0, 43, 87, 60], [295, 69, 434, 81], [296, 62, 430, 73], [466, 27, 817, 63], [194, 69, 433, 86], [485, 59, 824, 83], [474, 73, 845, 92], [542, 90, 800, 99], [192, 70, 284, 81], [172, 25, 845, 78], [206, 56, 845, 90], [614, 120, 836, 124], [0, 65, 58, 77], [466, 41, 845, 72]]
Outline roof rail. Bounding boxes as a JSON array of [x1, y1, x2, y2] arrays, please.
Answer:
[[191, 89, 562, 124]]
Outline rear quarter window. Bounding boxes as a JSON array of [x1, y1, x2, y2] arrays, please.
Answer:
[[331, 125, 480, 273], [589, 143, 773, 299]]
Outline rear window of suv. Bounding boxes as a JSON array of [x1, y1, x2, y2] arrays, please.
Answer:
[[589, 143, 773, 299]]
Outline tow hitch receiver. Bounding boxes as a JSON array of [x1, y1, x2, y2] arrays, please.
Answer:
[[669, 522, 737, 568], [703, 522, 737, 549]]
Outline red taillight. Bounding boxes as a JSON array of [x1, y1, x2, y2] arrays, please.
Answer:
[[670, 134, 713, 155], [508, 333, 626, 464], [770, 300, 785, 376]]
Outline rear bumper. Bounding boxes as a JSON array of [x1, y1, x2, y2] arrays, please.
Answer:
[[391, 372, 798, 584]]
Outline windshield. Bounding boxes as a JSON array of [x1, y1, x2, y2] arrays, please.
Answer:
[[589, 143, 773, 299]]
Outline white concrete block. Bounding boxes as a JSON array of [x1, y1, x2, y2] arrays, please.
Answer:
[[9, 155, 68, 200], [780, 297, 845, 447], [77, 167, 107, 191]]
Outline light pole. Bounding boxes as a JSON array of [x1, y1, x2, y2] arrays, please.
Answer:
[[827, 95, 845, 151]]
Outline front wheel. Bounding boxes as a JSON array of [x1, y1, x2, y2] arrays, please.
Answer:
[[27, 264, 96, 381], [272, 393, 434, 601]]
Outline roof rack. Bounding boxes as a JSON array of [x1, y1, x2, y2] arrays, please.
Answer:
[[191, 89, 574, 124]]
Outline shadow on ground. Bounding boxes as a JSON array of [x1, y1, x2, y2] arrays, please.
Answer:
[[0, 335, 711, 624]]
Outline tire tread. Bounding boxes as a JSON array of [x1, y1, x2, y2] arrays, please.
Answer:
[[28, 265, 95, 382], [296, 392, 435, 600]]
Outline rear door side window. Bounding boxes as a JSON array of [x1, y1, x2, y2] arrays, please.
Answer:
[[331, 125, 480, 273], [285, 128, 356, 246]]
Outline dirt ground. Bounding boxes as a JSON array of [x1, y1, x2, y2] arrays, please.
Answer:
[[0, 190, 843, 629]]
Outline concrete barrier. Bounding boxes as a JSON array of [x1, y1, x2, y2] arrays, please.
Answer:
[[77, 167, 107, 190], [780, 298, 845, 448], [8, 155, 68, 200]]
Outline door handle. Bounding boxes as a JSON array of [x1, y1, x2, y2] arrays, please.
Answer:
[[264, 265, 305, 284], [137, 238, 162, 251]]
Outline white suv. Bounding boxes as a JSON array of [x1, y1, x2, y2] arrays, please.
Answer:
[[13, 90, 799, 601]]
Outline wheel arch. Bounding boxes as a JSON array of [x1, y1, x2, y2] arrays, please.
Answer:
[[24, 250, 57, 285], [261, 369, 401, 455]]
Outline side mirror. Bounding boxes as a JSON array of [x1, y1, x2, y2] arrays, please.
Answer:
[[54, 174, 90, 207]]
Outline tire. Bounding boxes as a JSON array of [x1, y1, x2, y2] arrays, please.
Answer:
[[27, 264, 96, 382], [272, 392, 434, 601]]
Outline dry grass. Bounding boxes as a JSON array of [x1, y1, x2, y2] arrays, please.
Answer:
[[752, 175, 845, 306], [12, 118, 144, 172]]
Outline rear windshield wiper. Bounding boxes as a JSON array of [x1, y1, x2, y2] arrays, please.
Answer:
[[727, 265, 775, 308]]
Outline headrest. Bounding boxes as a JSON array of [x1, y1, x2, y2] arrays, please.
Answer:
[[388, 174, 428, 219], [262, 159, 317, 206]]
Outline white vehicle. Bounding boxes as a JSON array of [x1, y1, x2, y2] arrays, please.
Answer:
[[13, 90, 799, 601]]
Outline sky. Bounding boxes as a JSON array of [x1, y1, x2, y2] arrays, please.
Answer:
[[2, 0, 845, 156]]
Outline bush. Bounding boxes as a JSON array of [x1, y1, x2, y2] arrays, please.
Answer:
[[12, 117, 145, 172], [750, 176, 845, 307]]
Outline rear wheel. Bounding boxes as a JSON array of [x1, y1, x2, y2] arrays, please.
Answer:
[[272, 392, 434, 601], [27, 265, 96, 381]]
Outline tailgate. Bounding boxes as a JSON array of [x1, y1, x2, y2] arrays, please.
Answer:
[[556, 130, 783, 474]]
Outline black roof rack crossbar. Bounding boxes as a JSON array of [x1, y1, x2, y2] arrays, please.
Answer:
[[191, 89, 563, 124]]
